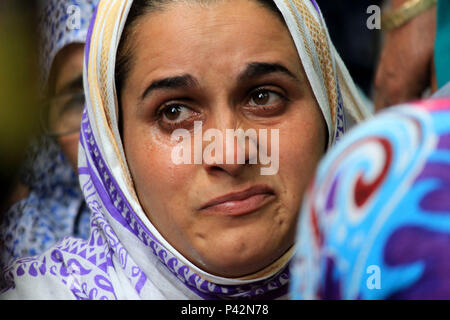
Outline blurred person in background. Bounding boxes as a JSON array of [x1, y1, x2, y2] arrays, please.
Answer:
[[290, 0, 450, 300], [0, 0, 99, 270], [375, 0, 450, 110]]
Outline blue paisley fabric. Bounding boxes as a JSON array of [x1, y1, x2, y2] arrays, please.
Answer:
[[290, 98, 450, 299], [0, 136, 91, 270]]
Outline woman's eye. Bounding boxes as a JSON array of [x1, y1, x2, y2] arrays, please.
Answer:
[[159, 104, 195, 122], [162, 105, 184, 121], [244, 88, 287, 117], [157, 103, 200, 130], [248, 89, 284, 107]]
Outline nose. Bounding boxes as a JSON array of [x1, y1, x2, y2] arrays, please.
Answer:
[[201, 115, 258, 177]]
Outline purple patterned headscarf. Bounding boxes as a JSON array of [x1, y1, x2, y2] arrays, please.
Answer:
[[0, 0, 370, 299]]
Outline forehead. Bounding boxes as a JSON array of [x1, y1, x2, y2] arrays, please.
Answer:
[[127, 0, 300, 76], [52, 43, 85, 94]]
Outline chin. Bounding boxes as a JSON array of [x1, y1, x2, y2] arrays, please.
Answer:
[[202, 256, 272, 278], [194, 236, 284, 278]]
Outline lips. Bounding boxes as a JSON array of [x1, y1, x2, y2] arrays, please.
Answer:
[[200, 185, 276, 216]]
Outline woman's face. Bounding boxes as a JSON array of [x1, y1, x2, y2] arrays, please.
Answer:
[[121, 0, 327, 277], [50, 43, 85, 171]]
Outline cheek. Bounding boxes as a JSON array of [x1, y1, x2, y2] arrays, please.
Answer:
[[277, 106, 326, 209], [57, 133, 80, 171], [124, 126, 193, 220]]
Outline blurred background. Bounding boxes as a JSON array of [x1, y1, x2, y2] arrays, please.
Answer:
[[0, 0, 40, 214], [318, 0, 383, 97]]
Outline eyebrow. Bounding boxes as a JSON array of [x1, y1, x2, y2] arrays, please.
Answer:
[[140, 74, 199, 102], [238, 62, 300, 84], [55, 74, 84, 96], [139, 62, 299, 102]]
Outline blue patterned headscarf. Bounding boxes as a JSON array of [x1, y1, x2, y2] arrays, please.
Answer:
[[290, 98, 450, 299], [38, 0, 98, 88]]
